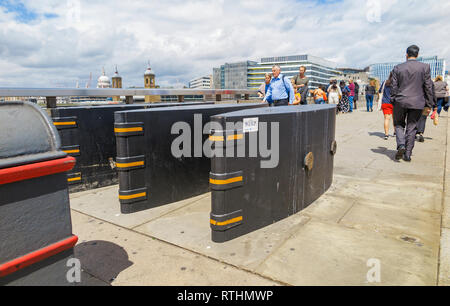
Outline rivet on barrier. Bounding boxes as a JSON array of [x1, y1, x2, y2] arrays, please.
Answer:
[[331, 140, 338, 155], [304, 152, 314, 171]]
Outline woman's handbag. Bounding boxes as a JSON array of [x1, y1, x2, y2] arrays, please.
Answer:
[[377, 82, 386, 111]]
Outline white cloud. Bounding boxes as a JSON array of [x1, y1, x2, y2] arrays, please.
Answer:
[[0, 0, 449, 88]]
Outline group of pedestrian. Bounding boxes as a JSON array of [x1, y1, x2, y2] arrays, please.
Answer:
[[324, 79, 357, 113], [258, 45, 449, 164], [258, 65, 309, 107], [377, 45, 449, 162]]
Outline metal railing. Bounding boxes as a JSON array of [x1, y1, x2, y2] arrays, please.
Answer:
[[0, 88, 257, 108]]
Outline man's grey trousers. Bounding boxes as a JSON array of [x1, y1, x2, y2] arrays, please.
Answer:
[[393, 104, 423, 155]]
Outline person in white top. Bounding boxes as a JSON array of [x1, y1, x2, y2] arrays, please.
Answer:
[[327, 80, 342, 105]]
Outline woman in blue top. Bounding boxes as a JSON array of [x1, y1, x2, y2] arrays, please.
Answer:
[[379, 73, 393, 140], [258, 73, 273, 106]]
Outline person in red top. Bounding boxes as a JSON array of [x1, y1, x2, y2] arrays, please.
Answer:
[[348, 79, 355, 112]]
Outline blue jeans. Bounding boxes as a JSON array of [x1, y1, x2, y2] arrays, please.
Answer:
[[315, 98, 325, 104], [348, 96, 354, 112], [437, 98, 447, 115], [366, 95, 374, 111]]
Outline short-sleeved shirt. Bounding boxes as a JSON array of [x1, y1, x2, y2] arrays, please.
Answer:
[[292, 75, 309, 88], [293, 75, 309, 102]]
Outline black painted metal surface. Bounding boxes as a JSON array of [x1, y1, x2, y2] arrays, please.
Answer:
[[50, 102, 214, 192], [0, 102, 65, 169], [115, 103, 266, 214], [209, 105, 336, 242], [0, 101, 76, 285]]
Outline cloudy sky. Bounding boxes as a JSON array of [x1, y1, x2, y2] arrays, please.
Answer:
[[0, 0, 449, 88]]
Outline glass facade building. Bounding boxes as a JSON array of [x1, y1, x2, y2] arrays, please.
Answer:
[[369, 56, 446, 82], [248, 55, 341, 90], [213, 61, 258, 89], [213, 55, 341, 90]]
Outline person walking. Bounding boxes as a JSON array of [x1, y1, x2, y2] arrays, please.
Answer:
[[354, 82, 360, 110], [366, 80, 377, 112], [338, 81, 350, 113], [292, 66, 310, 105], [263, 65, 295, 107], [348, 79, 355, 112], [258, 73, 273, 106], [378, 73, 394, 140], [434, 76, 449, 115], [328, 80, 342, 109], [391, 45, 434, 162]]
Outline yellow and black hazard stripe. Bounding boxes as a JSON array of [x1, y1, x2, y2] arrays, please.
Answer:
[[67, 172, 82, 185], [114, 122, 144, 137], [52, 117, 78, 130], [116, 156, 145, 171], [119, 187, 148, 204], [210, 210, 243, 231], [209, 171, 244, 191], [209, 133, 244, 142], [62, 145, 81, 157]]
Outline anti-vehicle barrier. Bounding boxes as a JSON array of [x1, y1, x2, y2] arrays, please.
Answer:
[[209, 105, 337, 242], [115, 103, 266, 213]]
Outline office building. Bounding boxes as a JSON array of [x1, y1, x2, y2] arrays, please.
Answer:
[[213, 55, 340, 91], [247, 55, 341, 90], [213, 61, 258, 89], [189, 75, 212, 89]]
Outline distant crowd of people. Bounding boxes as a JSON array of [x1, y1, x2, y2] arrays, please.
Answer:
[[257, 65, 380, 114], [258, 45, 450, 162]]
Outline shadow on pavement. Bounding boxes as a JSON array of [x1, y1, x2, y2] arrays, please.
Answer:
[[371, 146, 400, 161], [368, 132, 388, 139], [74, 240, 133, 284]]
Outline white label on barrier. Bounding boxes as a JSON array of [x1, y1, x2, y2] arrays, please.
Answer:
[[243, 118, 259, 133]]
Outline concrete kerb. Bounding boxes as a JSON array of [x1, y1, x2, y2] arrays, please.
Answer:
[[439, 113, 450, 286]]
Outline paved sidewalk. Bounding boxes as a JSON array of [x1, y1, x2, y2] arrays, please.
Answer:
[[70, 108, 450, 286]]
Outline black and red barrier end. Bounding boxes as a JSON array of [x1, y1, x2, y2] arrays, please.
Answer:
[[0, 101, 79, 286]]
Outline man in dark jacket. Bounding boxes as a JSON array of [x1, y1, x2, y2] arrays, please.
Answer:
[[391, 45, 434, 162]]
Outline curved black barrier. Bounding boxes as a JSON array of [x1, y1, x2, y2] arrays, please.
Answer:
[[115, 103, 266, 214], [0, 102, 78, 286], [209, 105, 336, 243], [50, 102, 213, 192]]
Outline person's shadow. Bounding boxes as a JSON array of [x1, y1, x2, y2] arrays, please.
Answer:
[[371, 146, 400, 162], [74, 240, 133, 284], [368, 132, 387, 139]]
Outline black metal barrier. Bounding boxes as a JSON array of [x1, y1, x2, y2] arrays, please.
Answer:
[[0, 102, 78, 285], [115, 103, 266, 213], [209, 105, 337, 242], [50, 102, 213, 192]]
